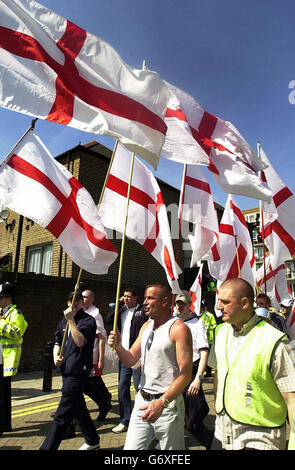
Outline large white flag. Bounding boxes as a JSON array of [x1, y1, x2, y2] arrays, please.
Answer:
[[260, 147, 295, 264], [98, 142, 182, 293], [160, 81, 271, 202], [161, 82, 209, 165], [0, 0, 169, 169], [256, 254, 290, 310], [179, 164, 220, 266], [0, 131, 118, 274], [189, 263, 203, 315], [208, 194, 255, 288]]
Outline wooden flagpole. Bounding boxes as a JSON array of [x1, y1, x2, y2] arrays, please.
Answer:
[[60, 139, 119, 357], [0, 118, 38, 169], [171, 163, 187, 312], [112, 152, 136, 334], [257, 141, 267, 294], [230, 195, 241, 278]]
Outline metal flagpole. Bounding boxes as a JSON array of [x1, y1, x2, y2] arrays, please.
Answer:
[[112, 152, 136, 335]]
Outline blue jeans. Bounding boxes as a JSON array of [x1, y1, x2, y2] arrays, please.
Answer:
[[118, 361, 141, 426], [124, 392, 185, 450]]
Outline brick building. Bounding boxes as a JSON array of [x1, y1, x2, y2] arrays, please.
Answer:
[[0, 140, 223, 371]]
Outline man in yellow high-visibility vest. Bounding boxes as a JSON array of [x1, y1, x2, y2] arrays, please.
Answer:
[[0, 282, 27, 433], [208, 277, 295, 450]]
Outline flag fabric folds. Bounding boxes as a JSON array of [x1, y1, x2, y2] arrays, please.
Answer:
[[0, 131, 118, 274], [255, 254, 290, 310], [208, 194, 255, 289], [189, 263, 203, 315], [179, 164, 219, 266], [98, 142, 182, 293], [161, 81, 271, 202], [161, 82, 209, 165], [260, 146, 295, 264], [0, 0, 170, 168]]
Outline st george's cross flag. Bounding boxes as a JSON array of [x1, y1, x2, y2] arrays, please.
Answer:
[[98, 142, 182, 294], [208, 194, 255, 289], [0, 0, 170, 169], [161, 81, 272, 202], [259, 146, 295, 264], [189, 263, 203, 315], [255, 253, 290, 310], [0, 131, 118, 274], [179, 164, 220, 266]]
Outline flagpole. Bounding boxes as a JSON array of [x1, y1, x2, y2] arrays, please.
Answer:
[[171, 163, 187, 312], [60, 139, 120, 357], [112, 152, 136, 335], [0, 118, 38, 169], [257, 141, 267, 294], [97, 139, 119, 207], [59, 267, 83, 357], [229, 195, 241, 277]]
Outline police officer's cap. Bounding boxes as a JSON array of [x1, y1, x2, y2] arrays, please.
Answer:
[[0, 282, 14, 298]]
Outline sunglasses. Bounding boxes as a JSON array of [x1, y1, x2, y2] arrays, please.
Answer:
[[146, 330, 154, 350]]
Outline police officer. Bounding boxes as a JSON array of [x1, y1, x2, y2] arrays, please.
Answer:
[[0, 281, 28, 433], [40, 291, 100, 450]]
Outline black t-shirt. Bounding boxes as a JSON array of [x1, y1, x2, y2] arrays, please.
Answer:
[[55, 308, 96, 377]]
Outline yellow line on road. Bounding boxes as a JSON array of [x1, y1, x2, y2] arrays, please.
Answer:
[[12, 385, 135, 419]]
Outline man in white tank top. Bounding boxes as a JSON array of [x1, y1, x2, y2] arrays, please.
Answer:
[[108, 284, 193, 450]]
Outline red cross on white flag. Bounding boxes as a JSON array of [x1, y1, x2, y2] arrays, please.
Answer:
[[0, 131, 118, 274], [208, 194, 255, 289], [0, 0, 169, 169], [98, 142, 182, 294], [161, 81, 272, 202], [255, 254, 290, 310], [179, 164, 220, 266], [189, 263, 203, 315], [259, 146, 295, 265]]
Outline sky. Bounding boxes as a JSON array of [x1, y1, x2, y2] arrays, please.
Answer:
[[0, 0, 295, 211]]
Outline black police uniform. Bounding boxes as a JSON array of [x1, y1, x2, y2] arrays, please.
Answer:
[[40, 309, 99, 450]]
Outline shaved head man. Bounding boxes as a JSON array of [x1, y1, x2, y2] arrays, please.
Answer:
[[208, 277, 295, 451]]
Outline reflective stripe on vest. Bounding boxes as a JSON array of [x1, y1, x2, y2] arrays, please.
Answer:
[[215, 320, 287, 427]]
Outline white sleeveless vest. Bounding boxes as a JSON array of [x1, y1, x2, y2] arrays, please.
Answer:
[[139, 317, 179, 394]]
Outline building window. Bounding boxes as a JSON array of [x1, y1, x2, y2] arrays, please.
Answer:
[[254, 245, 264, 260], [27, 244, 52, 275]]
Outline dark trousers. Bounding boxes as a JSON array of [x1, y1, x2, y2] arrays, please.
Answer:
[[40, 375, 99, 450], [84, 375, 112, 410], [118, 361, 141, 426], [0, 375, 11, 432]]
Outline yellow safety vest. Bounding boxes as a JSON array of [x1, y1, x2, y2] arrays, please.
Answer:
[[200, 311, 216, 344], [0, 304, 28, 376], [215, 320, 287, 427]]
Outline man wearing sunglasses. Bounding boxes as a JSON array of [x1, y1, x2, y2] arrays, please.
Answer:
[[108, 283, 193, 450]]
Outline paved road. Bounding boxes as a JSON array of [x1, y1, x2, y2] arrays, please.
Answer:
[[0, 371, 216, 451]]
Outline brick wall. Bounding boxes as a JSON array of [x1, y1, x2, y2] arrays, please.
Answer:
[[0, 271, 147, 373]]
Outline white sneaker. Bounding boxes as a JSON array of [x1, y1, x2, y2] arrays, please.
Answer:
[[112, 423, 127, 433], [78, 442, 100, 450]]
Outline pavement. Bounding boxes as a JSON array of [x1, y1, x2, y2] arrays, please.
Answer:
[[0, 369, 216, 452]]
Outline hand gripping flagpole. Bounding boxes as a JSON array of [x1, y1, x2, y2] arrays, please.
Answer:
[[60, 139, 119, 357], [112, 152, 136, 336], [59, 268, 83, 357]]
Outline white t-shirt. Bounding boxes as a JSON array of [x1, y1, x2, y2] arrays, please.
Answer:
[[185, 316, 209, 362], [121, 307, 136, 349], [85, 304, 106, 364]]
